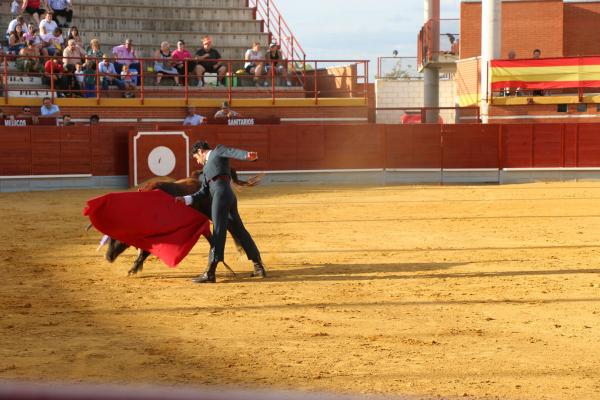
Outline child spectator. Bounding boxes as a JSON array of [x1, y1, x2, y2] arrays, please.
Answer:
[[120, 64, 136, 97], [81, 56, 96, 97], [74, 61, 83, 87], [153, 41, 179, 85], [244, 41, 266, 87], [194, 35, 226, 87], [22, 0, 46, 25], [41, 27, 63, 56]]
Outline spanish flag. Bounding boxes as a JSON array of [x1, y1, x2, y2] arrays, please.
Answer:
[[491, 57, 600, 90]]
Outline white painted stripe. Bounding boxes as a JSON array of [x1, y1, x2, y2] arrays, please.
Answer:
[[504, 167, 600, 171], [0, 174, 92, 179], [238, 169, 383, 174], [281, 117, 369, 122], [491, 114, 600, 120], [385, 168, 441, 172]]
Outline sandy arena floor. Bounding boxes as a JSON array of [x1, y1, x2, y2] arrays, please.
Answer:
[[1, 183, 600, 399]]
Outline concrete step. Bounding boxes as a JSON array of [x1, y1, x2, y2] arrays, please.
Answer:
[[81, 31, 268, 52], [74, 17, 261, 34], [75, 0, 248, 7], [73, 6, 255, 20]]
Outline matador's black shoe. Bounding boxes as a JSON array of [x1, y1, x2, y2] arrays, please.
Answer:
[[251, 260, 267, 278], [193, 256, 218, 284]]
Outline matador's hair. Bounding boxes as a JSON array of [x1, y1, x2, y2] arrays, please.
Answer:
[[191, 140, 211, 155]]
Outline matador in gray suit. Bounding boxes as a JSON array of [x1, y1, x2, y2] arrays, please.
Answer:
[[176, 140, 267, 283]]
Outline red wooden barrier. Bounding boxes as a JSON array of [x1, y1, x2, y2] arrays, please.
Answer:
[[4, 123, 600, 180]]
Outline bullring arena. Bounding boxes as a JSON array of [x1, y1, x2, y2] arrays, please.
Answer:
[[4, 0, 600, 399], [2, 182, 600, 399]]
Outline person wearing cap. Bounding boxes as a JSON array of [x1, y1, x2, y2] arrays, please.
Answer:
[[214, 101, 239, 119], [266, 41, 292, 87], [175, 140, 266, 283]]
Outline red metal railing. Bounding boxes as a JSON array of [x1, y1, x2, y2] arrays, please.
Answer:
[[247, 0, 306, 63], [1, 55, 368, 105], [418, 18, 460, 70]]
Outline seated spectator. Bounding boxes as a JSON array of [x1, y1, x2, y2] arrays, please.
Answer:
[[86, 38, 103, 59], [48, 0, 72, 28], [39, 11, 57, 35], [531, 49, 544, 96], [17, 40, 42, 73], [171, 40, 191, 79], [214, 101, 239, 119], [62, 38, 84, 67], [79, 56, 96, 97], [89, 114, 99, 125], [112, 38, 140, 85], [153, 41, 179, 85], [18, 106, 38, 124], [98, 55, 125, 93], [182, 106, 205, 126], [60, 113, 74, 126], [0, 108, 15, 120], [40, 96, 60, 116], [6, 15, 28, 41], [43, 56, 67, 97], [24, 24, 49, 57], [244, 41, 266, 87], [21, 0, 46, 25], [266, 41, 292, 87], [8, 24, 26, 54], [194, 35, 226, 87], [120, 64, 137, 97], [41, 27, 64, 56], [67, 26, 82, 49], [11, 0, 20, 16]]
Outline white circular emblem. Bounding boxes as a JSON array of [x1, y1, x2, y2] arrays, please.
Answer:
[[147, 146, 176, 176]]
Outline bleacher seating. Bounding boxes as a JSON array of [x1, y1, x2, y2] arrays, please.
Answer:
[[1, 0, 268, 59]]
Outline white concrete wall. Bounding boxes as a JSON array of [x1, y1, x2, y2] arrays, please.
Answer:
[[375, 78, 456, 124]]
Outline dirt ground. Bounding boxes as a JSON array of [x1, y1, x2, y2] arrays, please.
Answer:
[[1, 182, 600, 399]]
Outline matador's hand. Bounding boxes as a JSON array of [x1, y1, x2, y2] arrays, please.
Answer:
[[247, 151, 258, 161]]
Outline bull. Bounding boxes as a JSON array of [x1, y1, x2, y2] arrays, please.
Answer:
[[103, 169, 261, 276]]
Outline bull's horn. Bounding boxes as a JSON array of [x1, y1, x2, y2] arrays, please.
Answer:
[[85, 223, 93, 232], [96, 235, 110, 252]]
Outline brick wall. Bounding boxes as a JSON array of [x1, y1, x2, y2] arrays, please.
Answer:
[[374, 78, 456, 124], [564, 2, 600, 56], [461, 0, 564, 60], [455, 57, 481, 107]]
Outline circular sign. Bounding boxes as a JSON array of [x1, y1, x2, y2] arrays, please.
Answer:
[[147, 146, 176, 176]]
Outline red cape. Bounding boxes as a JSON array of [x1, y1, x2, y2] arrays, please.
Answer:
[[83, 190, 211, 267]]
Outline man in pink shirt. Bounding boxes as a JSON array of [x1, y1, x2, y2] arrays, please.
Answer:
[[171, 40, 191, 83], [111, 38, 140, 84]]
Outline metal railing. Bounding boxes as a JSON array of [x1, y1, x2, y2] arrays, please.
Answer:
[[247, 0, 306, 63], [418, 18, 460, 70], [1, 55, 368, 105]]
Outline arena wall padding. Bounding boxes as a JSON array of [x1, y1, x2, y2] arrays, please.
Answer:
[[6, 123, 600, 180]]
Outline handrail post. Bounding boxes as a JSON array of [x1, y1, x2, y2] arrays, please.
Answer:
[[271, 61, 275, 105], [184, 60, 189, 105], [95, 57, 100, 104], [140, 59, 144, 104], [50, 61, 54, 101], [314, 61, 318, 105], [364, 61, 368, 105], [3, 56, 8, 103], [227, 60, 232, 105]]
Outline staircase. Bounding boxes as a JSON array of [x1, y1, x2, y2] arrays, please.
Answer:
[[1, 0, 269, 59]]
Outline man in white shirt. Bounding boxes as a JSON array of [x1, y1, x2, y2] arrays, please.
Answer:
[[182, 106, 205, 126], [39, 11, 57, 35]]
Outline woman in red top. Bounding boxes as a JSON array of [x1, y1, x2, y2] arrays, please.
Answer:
[[22, 0, 47, 24]]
